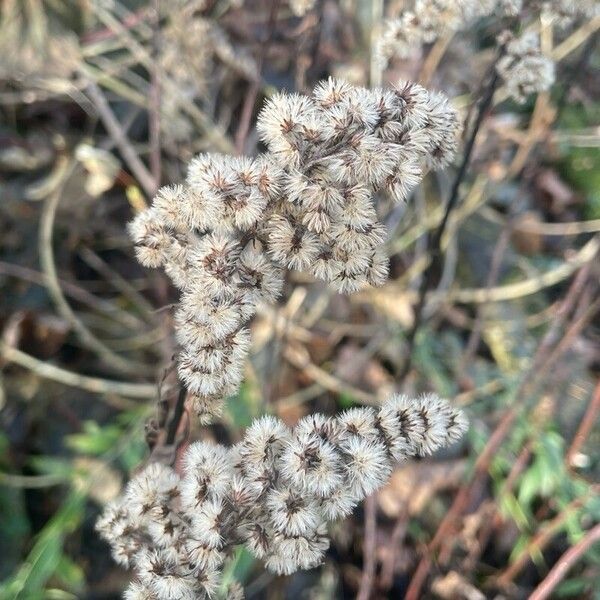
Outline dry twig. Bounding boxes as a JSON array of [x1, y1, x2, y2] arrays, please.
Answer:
[[529, 522, 600, 600]]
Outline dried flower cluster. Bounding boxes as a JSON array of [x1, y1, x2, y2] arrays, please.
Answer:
[[97, 393, 468, 599], [129, 78, 458, 423], [496, 31, 555, 103], [159, 6, 257, 143], [375, 0, 596, 68], [375, 0, 518, 67]]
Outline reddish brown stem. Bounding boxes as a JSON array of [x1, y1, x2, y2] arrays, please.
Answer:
[[566, 380, 600, 467], [529, 522, 600, 600], [405, 263, 593, 600], [495, 491, 595, 589]]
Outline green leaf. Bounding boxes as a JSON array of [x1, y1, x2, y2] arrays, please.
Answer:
[[0, 490, 85, 599], [219, 547, 255, 594], [499, 492, 530, 530], [54, 555, 84, 591], [554, 576, 592, 598], [518, 462, 543, 508], [0, 484, 30, 579], [509, 533, 530, 563], [338, 391, 357, 409], [28, 457, 73, 480], [65, 421, 123, 455], [227, 382, 261, 428]]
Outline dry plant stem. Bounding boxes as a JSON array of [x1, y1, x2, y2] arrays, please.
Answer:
[[40, 186, 141, 375], [399, 63, 500, 383], [357, 494, 378, 600], [90, 2, 233, 153], [482, 206, 600, 236], [551, 15, 600, 62], [447, 235, 600, 304], [0, 260, 144, 330], [542, 296, 600, 379], [79, 246, 158, 325], [85, 78, 156, 198], [380, 511, 408, 591], [283, 344, 378, 406], [419, 34, 453, 86], [508, 92, 552, 177], [166, 386, 188, 446], [0, 471, 67, 489], [566, 380, 600, 467], [496, 486, 599, 588], [369, 0, 384, 87], [529, 522, 600, 600], [405, 262, 593, 600], [234, 0, 281, 154], [0, 342, 155, 400], [149, 0, 162, 195]]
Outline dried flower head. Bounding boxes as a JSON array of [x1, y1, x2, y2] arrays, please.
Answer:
[[496, 31, 555, 103], [98, 393, 467, 597], [128, 79, 459, 424]]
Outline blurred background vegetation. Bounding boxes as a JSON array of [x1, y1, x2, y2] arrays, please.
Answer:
[[0, 1, 599, 598]]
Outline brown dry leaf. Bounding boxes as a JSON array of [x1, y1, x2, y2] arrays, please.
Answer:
[[360, 288, 414, 328], [432, 571, 486, 600], [378, 459, 466, 518], [75, 143, 121, 197]]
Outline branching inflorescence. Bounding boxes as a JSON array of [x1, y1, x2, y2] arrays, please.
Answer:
[[97, 393, 468, 599], [128, 78, 459, 423]]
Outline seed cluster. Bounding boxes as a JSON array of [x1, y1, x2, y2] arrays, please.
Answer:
[[376, 0, 517, 66], [128, 78, 458, 423], [496, 31, 555, 103], [97, 393, 467, 600], [375, 0, 595, 69]]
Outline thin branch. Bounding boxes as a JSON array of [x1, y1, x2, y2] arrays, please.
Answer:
[[399, 55, 501, 382], [40, 182, 143, 375], [405, 261, 594, 600], [445, 235, 600, 304], [566, 380, 600, 467], [84, 78, 156, 198], [149, 0, 162, 195], [380, 510, 408, 591], [529, 523, 600, 600], [0, 342, 155, 400], [78, 246, 158, 324], [0, 260, 144, 330], [283, 344, 379, 406], [234, 0, 281, 154], [357, 494, 378, 600], [496, 486, 599, 588], [166, 387, 188, 445]]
